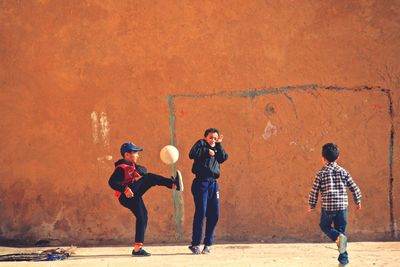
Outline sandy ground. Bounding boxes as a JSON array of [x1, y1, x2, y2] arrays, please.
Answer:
[[0, 242, 399, 267]]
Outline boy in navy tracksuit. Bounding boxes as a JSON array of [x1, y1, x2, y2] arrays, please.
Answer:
[[188, 128, 228, 254], [108, 142, 184, 256]]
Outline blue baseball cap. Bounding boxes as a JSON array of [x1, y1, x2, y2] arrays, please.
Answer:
[[120, 142, 143, 156]]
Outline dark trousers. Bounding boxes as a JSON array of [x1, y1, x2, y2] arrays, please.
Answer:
[[118, 173, 173, 243], [191, 178, 220, 246], [319, 208, 349, 264]]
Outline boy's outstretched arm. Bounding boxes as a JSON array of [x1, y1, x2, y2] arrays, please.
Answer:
[[346, 173, 362, 209], [308, 174, 320, 211], [189, 141, 208, 160]]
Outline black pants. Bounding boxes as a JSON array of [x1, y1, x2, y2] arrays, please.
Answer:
[[118, 173, 173, 243]]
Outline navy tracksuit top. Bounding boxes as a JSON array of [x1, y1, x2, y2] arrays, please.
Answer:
[[189, 139, 228, 179]]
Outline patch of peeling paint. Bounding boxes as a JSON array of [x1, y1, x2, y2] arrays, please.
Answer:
[[99, 112, 110, 147], [91, 112, 99, 144], [262, 121, 277, 141]]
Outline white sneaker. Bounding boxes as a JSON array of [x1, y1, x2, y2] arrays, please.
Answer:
[[336, 233, 347, 254]]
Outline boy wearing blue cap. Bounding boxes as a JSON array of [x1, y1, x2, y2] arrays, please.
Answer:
[[108, 142, 183, 256]]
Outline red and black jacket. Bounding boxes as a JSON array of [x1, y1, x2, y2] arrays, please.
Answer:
[[108, 159, 148, 197]]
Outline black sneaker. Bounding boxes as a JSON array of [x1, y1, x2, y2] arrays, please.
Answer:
[[202, 246, 211, 254], [173, 170, 184, 192], [132, 248, 151, 257], [188, 245, 201, 254]]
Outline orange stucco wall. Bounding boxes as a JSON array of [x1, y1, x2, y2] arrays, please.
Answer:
[[0, 1, 399, 245]]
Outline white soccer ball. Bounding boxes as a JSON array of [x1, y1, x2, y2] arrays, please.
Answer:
[[160, 145, 179, 165]]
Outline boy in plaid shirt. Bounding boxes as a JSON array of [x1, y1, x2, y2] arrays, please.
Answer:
[[308, 143, 362, 266]]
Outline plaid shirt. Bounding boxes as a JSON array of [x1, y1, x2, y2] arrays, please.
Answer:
[[308, 162, 362, 211]]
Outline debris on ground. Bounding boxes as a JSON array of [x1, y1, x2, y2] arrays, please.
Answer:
[[0, 246, 77, 261]]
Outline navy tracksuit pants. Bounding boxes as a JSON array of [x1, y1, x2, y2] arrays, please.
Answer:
[[191, 178, 220, 246], [118, 173, 173, 243]]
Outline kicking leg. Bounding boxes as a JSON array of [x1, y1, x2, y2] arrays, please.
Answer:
[[133, 171, 183, 197]]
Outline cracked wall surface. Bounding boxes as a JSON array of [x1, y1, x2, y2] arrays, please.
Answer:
[[0, 1, 399, 245], [172, 86, 395, 242]]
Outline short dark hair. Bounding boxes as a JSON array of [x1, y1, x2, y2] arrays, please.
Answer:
[[322, 143, 339, 162], [204, 128, 219, 137]]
